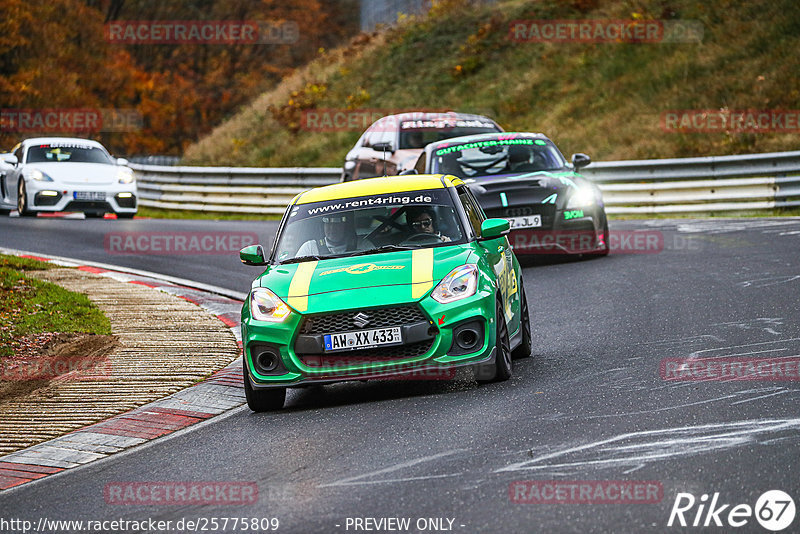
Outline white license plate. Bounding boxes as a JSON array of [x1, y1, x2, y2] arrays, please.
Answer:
[[324, 327, 402, 352], [508, 215, 542, 229], [74, 191, 105, 201]]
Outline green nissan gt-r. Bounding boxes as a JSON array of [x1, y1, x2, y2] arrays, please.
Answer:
[[239, 174, 531, 411]]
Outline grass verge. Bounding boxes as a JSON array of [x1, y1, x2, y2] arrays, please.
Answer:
[[0, 255, 111, 358]]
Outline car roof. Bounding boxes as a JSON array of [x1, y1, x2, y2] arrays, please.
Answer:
[[425, 132, 552, 152], [293, 174, 462, 205], [21, 137, 106, 148], [375, 111, 499, 124]]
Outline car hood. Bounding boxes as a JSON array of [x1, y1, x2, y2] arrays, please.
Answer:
[[28, 162, 118, 185], [466, 170, 588, 207], [256, 245, 474, 313]]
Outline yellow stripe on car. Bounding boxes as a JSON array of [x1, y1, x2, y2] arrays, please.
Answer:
[[287, 261, 318, 312], [411, 248, 434, 299]]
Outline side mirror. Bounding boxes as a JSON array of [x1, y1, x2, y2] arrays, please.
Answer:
[[571, 153, 591, 170], [370, 142, 395, 154], [117, 157, 129, 166], [240, 244, 267, 266], [2, 154, 18, 166], [479, 218, 510, 240]]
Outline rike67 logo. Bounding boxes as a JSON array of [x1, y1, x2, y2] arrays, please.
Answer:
[[668, 490, 795, 531]]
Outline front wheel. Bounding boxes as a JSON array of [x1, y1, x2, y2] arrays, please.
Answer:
[[17, 181, 35, 217], [243, 358, 286, 411], [476, 300, 513, 383]]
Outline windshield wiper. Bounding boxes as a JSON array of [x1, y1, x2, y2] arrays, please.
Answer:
[[346, 245, 415, 257], [280, 255, 335, 264]]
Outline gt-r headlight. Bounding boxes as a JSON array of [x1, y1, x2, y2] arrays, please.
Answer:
[[250, 287, 291, 322], [27, 169, 53, 182], [566, 187, 596, 209], [431, 264, 478, 304], [117, 168, 135, 184]]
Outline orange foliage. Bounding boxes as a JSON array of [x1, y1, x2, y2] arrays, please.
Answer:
[[0, 0, 358, 156]]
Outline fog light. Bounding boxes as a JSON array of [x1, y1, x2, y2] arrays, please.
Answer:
[[118, 192, 133, 198], [40, 190, 58, 196], [256, 350, 279, 372], [456, 329, 479, 350]]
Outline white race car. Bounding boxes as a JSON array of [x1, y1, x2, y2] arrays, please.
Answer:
[[0, 137, 137, 218]]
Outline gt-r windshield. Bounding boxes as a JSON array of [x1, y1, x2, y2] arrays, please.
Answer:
[[26, 144, 113, 164], [431, 138, 566, 178], [273, 188, 466, 263]]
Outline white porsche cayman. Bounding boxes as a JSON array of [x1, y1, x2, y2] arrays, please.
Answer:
[[0, 137, 137, 218]]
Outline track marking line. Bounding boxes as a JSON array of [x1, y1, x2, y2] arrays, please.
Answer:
[[319, 449, 467, 488]]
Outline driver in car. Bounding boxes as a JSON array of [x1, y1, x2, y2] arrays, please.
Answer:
[[406, 207, 451, 242], [297, 213, 362, 256]]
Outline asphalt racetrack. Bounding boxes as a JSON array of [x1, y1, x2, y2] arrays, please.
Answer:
[[2, 216, 800, 533]]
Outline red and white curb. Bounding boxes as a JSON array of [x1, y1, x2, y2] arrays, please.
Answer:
[[0, 250, 246, 491]]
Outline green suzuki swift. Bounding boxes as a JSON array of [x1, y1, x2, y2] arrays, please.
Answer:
[[239, 174, 531, 411]]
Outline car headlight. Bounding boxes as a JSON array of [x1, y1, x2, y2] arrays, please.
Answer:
[[566, 187, 596, 209], [250, 287, 291, 322], [28, 169, 53, 182], [431, 264, 478, 304], [117, 168, 135, 184]]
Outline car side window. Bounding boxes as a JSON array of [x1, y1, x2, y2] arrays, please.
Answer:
[[457, 187, 484, 237], [377, 126, 394, 149], [364, 120, 387, 148], [414, 152, 427, 174], [13, 145, 23, 164]]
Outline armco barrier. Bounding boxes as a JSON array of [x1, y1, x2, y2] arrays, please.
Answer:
[[130, 150, 800, 215], [130, 164, 341, 214]]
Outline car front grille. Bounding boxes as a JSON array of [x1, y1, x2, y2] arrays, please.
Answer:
[[298, 339, 434, 368], [299, 305, 427, 335]]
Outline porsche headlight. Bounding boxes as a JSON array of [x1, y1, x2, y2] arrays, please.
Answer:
[[250, 287, 291, 322], [566, 187, 596, 209], [28, 169, 53, 182], [431, 264, 479, 304], [117, 168, 135, 184]]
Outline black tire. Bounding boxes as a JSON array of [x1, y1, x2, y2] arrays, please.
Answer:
[[512, 285, 532, 359], [17, 181, 35, 217], [243, 358, 286, 411], [116, 212, 135, 219], [477, 300, 513, 383]]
